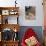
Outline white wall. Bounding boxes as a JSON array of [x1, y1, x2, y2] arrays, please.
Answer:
[[0, 0, 43, 26]]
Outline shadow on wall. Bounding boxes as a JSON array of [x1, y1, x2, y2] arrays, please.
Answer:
[[18, 26, 43, 44]]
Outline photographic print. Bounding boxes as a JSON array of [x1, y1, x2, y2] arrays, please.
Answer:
[[2, 10, 9, 15], [25, 6, 36, 20]]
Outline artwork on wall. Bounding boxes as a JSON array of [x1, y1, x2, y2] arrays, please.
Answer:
[[25, 6, 36, 20], [2, 10, 9, 15]]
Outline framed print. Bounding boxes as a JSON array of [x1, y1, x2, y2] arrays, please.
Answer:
[[2, 10, 9, 15], [9, 9, 18, 15], [25, 6, 36, 20], [10, 11, 15, 15]]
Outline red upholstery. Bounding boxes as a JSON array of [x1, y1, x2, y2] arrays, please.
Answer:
[[21, 28, 41, 46]]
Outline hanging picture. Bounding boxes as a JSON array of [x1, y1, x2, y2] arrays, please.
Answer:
[[2, 10, 9, 15], [25, 6, 36, 20]]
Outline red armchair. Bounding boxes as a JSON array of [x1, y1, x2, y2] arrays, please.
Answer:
[[21, 28, 41, 46]]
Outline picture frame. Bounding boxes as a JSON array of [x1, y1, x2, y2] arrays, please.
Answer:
[[2, 10, 9, 15], [25, 6, 36, 20], [9, 10, 18, 15]]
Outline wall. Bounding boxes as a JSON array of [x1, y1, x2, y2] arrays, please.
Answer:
[[0, 0, 43, 26], [18, 0, 43, 26]]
